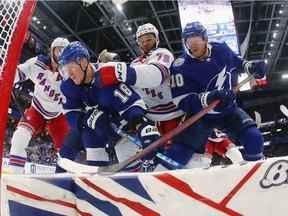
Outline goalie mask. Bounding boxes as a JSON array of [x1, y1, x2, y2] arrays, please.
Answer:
[[50, 37, 69, 64], [136, 23, 159, 49]]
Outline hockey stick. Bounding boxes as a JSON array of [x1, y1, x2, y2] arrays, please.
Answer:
[[280, 104, 288, 117], [58, 74, 254, 174], [57, 100, 218, 174], [57, 125, 183, 174], [96, 102, 220, 174], [58, 102, 212, 175], [96, 74, 254, 174]]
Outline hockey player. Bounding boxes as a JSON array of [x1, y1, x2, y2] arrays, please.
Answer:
[[205, 129, 243, 164], [8, 37, 70, 174], [55, 49, 120, 173], [93, 23, 174, 91], [58, 41, 160, 169], [171, 21, 267, 161], [91, 23, 214, 170], [95, 23, 182, 136]]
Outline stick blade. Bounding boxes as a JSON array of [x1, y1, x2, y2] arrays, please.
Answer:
[[97, 160, 130, 175], [57, 158, 129, 175], [57, 158, 99, 174]]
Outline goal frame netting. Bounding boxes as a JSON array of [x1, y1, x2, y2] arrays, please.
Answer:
[[0, 0, 36, 175]]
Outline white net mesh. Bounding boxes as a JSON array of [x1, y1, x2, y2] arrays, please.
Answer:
[[0, 0, 25, 77]]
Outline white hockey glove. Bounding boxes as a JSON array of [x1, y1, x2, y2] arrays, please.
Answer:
[[98, 49, 120, 63]]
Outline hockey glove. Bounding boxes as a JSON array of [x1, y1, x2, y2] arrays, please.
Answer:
[[141, 159, 157, 172], [94, 62, 136, 88], [82, 108, 112, 136], [243, 60, 267, 79], [200, 89, 236, 112], [136, 120, 160, 160], [98, 49, 120, 63]]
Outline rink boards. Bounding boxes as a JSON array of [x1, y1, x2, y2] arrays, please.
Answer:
[[1, 156, 288, 216], [2, 158, 56, 174]]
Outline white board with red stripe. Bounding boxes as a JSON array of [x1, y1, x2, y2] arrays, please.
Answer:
[[1, 156, 287, 215]]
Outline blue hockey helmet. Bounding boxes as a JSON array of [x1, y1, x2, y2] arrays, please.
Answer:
[[182, 21, 208, 41], [58, 41, 90, 65]]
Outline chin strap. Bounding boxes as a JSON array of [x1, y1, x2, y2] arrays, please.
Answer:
[[79, 63, 89, 86]]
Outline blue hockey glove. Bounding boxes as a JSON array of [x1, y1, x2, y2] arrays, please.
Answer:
[[82, 108, 112, 136], [141, 159, 157, 172], [200, 89, 236, 112], [136, 120, 160, 160], [244, 60, 267, 79]]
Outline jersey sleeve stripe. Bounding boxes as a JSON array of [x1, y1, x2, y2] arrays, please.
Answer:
[[150, 102, 176, 111], [18, 69, 26, 82], [35, 60, 50, 70]]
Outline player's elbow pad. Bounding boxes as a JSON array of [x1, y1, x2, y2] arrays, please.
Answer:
[[132, 64, 165, 88]]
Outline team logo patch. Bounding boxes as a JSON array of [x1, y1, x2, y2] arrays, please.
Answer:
[[259, 159, 288, 189], [173, 57, 185, 67]]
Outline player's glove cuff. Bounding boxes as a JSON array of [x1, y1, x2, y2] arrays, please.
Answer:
[[243, 60, 267, 79], [199, 92, 209, 108]]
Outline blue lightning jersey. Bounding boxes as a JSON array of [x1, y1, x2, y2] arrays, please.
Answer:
[[60, 64, 146, 131], [170, 42, 244, 114]]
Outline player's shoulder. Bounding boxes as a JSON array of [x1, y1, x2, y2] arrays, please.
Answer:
[[210, 42, 237, 60], [34, 55, 51, 70], [131, 56, 143, 65], [21, 56, 38, 66], [60, 79, 81, 98], [210, 41, 231, 52], [36, 54, 50, 64], [171, 52, 186, 69], [153, 47, 173, 57]]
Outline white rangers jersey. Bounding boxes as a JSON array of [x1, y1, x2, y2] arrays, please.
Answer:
[[130, 48, 184, 121], [15, 55, 65, 119]]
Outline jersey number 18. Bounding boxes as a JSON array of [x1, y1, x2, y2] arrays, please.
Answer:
[[113, 83, 132, 103]]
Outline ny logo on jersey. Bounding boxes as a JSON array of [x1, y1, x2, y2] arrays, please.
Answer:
[[207, 66, 232, 90]]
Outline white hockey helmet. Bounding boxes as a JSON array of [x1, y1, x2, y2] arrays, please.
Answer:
[[50, 37, 69, 50], [50, 37, 69, 64], [136, 23, 159, 47]]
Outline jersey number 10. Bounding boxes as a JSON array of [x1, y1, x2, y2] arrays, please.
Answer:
[[171, 74, 184, 88]]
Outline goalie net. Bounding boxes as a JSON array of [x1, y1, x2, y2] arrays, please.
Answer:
[[0, 0, 35, 175]]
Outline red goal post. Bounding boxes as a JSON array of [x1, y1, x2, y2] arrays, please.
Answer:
[[0, 0, 36, 175]]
